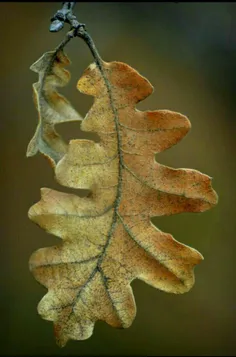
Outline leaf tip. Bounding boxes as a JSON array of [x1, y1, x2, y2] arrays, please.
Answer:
[[54, 324, 69, 348]]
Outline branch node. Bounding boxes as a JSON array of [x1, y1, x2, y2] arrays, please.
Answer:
[[49, 2, 103, 74]]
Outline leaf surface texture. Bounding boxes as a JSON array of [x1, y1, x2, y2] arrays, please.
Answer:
[[28, 52, 218, 346]]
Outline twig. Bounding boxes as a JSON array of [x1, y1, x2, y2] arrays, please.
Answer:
[[50, 2, 103, 70], [50, 2, 78, 32]]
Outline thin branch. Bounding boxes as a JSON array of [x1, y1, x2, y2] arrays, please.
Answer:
[[49, 2, 103, 70], [50, 2, 80, 32]]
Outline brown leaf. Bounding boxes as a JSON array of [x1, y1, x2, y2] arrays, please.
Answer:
[[28, 57, 218, 347], [27, 50, 82, 167]]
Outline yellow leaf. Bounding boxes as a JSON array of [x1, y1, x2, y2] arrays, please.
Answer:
[[28, 54, 218, 347]]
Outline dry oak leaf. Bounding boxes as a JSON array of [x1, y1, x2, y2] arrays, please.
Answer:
[[28, 55, 218, 347], [26, 50, 82, 166]]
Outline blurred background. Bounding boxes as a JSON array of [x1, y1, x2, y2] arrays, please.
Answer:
[[1, 2, 236, 356]]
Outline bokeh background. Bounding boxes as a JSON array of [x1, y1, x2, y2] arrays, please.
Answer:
[[1, 2, 236, 356]]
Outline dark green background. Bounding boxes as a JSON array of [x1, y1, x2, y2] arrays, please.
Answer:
[[1, 2, 236, 355]]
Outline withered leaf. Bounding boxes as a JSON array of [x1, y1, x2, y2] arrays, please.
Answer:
[[28, 53, 218, 347], [27, 50, 82, 167]]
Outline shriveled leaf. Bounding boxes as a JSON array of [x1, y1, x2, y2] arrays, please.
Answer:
[[28, 56, 218, 347], [27, 50, 82, 167]]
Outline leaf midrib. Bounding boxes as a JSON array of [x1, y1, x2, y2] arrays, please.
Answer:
[[59, 64, 125, 328]]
